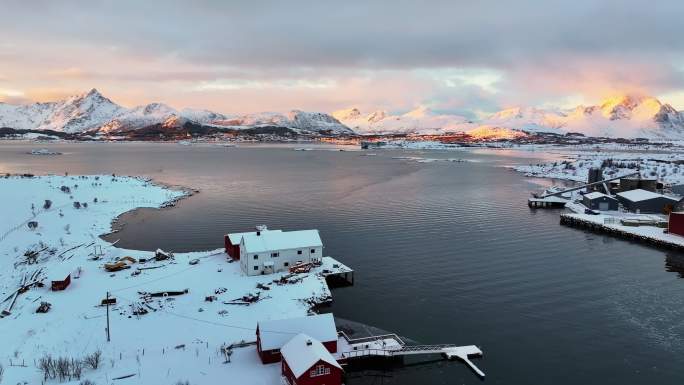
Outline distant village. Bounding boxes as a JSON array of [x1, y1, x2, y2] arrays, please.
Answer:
[[528, 168, 684, 251]]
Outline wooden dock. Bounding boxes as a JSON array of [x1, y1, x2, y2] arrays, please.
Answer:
[[560, 214, 684, 252], [528, 196, 568, 208], [336, 331, 485, 378]]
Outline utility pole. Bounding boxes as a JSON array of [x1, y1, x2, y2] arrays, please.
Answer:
[[106, 291, 111, 342]]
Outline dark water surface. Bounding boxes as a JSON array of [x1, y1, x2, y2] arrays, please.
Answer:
[[1, 142, 683, 384]]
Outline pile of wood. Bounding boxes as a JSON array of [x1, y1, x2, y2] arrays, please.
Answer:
[[104, 256, 137, 272], [225, 292, 267, 306], [1, 269, 44, 317], [36, 301, 51, 313]]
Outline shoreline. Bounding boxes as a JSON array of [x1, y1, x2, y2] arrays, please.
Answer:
[[0, 174, 349, 385]]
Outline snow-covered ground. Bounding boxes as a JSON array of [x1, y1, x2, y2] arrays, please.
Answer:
[[514, 149, 684, 185], [0, 175, 345, 385]]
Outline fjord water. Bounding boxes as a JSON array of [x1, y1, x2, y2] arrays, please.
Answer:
[[1, 142, 683, 385]]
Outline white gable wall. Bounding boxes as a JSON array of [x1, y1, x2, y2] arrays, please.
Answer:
[[241, 241, 323, 276]]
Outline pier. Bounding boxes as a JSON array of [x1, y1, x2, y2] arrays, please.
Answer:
[[560, 213, 684, 252], [528, 195, 568, 208], [335, 331, 485, 378], [320, 256, 354, 287]]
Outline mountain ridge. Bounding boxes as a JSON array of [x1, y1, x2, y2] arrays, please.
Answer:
[[3, 90, 684, 139], [333, 94, 684, 139], [0, 89, 353, 136]]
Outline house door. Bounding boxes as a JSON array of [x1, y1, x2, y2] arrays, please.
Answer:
[[599, 202, 609, 211]]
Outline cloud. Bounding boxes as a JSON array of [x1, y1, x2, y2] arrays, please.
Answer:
[[2, 1, 684, 111]]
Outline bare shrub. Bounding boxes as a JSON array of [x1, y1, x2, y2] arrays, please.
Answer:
[[84, 350, 102, 370], [56, 356, 70, 381], [71, 358, 83, 380], [38, 354, 56, 381], [80, 380, 96, 385]]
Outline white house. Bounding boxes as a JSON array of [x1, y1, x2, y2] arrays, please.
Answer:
[[240, 229, 323, 275]]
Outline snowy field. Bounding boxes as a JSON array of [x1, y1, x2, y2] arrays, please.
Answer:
[[514, 149, 684, 185], [0, 175, 341, 385]]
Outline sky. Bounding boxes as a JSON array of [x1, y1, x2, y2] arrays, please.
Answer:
[[1, 0, 684, 117]]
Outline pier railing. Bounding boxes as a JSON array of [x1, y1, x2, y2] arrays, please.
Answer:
[[337, 330, 406, 346]]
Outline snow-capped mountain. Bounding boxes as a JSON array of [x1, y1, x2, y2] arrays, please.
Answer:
[[333, 95, 684, 139], [482, 107, 566, 134], [0, 89, 125, 134], [332, 106, 473, 135], [0, 89, 352, 136], [211, 110, 353, 134]]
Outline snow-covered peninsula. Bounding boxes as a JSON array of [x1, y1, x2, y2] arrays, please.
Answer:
[[0, 175, 340, 385]]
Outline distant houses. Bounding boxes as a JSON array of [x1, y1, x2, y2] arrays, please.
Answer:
[[226, 227, 324, 276]]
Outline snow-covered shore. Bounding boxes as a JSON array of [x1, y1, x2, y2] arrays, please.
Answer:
[[0, 175, 341, 385], [514, 149, 684, 185]]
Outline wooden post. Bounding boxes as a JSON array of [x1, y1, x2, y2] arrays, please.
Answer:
[[106, 291, 111, 342]]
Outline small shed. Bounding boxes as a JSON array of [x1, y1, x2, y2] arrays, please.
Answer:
[[616, 189, 678, 214], [669, 212, 684, 237], [281, 334, 343, 385], [51, 265, 72, 291], [257, 313, 337, 364], [583, 192, 618, 211]]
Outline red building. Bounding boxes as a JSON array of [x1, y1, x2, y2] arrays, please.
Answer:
[[257, 314, 338, 364], [281, 334, 343, 385], [669, 212, 684, 237], [224, 227, 281, 260], [51, 273, 71, 291], [224, 233, 242, 259]]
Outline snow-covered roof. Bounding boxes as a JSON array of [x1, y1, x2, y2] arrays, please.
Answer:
[[226, 229, 281, 244], [281, 333, 342, 378], [617, 189, 678, 203], [51, 263, 73, 279], [584, 192, 615, 200], [258, 313, 336, 351], [242, 229, 322, 254]]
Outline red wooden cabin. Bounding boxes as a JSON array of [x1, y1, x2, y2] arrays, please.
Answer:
[[281, 334, 343, 385]]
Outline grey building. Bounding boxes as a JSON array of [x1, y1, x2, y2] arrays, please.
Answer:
[[616, 189, 679, 213], [583, 192, 618, 211], [671, 184, 684, 196], [619, 177, 658, 193]]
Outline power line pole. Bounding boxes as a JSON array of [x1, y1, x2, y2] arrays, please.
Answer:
[[106, 291, 111, 342]]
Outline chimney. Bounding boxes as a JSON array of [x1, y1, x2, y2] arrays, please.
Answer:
[[306, 339, 312, 346]]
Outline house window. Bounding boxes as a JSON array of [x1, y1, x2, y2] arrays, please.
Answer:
[[311, 249, 316, 253], [271, 252, 279, 258], [297, 250, 302, 255], [253, 266, 258, 271], [310, 364, 330, 377], [284, 262, 289, 267], [253, 254, 258, 260]]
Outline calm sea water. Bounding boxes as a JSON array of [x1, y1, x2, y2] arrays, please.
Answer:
[[1, 142, 683, 385]]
